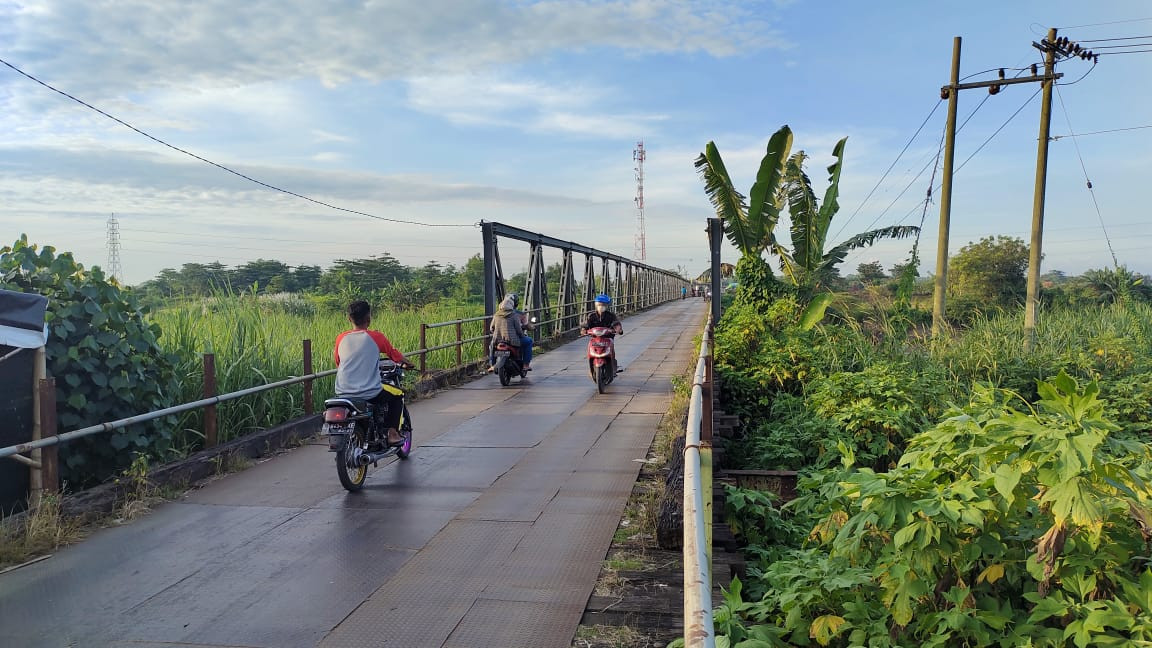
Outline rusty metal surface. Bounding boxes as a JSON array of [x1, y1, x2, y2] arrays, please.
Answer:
[[0, 300, 702, 648]]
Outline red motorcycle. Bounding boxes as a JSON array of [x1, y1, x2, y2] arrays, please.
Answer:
[[584, 326, 620, 393]]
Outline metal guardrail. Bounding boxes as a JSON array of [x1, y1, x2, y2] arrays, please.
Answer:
[[0, 292, 686, 494], [683, 316, 716, 647]]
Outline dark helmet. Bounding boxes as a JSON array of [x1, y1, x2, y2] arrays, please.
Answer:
[[507, 293, 520, 308]]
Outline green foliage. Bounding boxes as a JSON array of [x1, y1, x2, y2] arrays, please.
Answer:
[[804, 362, 950, 471], [0, 236, 180, 487], [856, 261, 885, 283], [948, 235, 1030, 320], [720, 374, 1152, 647]]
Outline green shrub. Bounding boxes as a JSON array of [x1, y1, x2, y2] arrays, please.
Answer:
[[1, 236, 181, 487], [717, 374, 1152, 647], [804, 362, 950, 471]]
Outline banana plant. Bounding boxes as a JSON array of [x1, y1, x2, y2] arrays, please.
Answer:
[[776, 138, 920, 295], [696, 125, 919, 329]]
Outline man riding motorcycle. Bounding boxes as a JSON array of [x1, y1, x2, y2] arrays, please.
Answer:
[[334, 300, 413, 448], [489, 293, 534, 372], [581, 294, 624, 337]]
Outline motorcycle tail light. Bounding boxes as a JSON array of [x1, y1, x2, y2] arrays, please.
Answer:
[[324, 408, 349, 422]]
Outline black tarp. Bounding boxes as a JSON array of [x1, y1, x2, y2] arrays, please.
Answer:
[[0, 289, 48, 349], [0, 344, 33, 512]]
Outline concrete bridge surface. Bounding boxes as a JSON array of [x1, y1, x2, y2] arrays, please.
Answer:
[[0, 300, 702, 648]]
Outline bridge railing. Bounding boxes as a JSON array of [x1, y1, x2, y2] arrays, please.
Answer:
[[0, 290, 687, 496], [683, 315, 716, 647]]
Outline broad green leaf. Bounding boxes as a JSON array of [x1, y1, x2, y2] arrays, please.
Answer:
[[994, 463, 1022, 503], [977, 563, 1005, 584], [799, 292, 834, 331], [809, 615, 846, 646]]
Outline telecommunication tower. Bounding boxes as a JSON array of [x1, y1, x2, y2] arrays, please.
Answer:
[[633, 141, 646, 261], [106, 214, 123, 281]]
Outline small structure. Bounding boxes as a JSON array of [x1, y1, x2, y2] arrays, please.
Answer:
[[0, 289, 49, 510]]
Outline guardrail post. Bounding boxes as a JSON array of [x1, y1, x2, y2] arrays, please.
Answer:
[[455, 322, 463, 367], [303, 340, 313, 416], [203, 353, 217, 448], [419, 323, 428, 374], [37, 378, 58, 495]]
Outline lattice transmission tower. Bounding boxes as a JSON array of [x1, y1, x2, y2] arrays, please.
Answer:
[[633, 141, 646, 261], [106, 214, 123, 281]]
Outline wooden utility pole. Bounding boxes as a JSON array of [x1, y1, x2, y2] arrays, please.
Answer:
[[932, 36, 962, 338], [1024, 28, 1058, 351], [930, 29, 1086, 339]]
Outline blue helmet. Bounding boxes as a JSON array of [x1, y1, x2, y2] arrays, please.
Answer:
[[594, 294, 612, 305]]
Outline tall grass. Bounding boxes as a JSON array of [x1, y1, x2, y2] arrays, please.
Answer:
[[150, 295, 484, 454]]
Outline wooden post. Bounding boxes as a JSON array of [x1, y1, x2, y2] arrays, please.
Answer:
[[302, 339, 313, 416], [37, 378, 58, 495], [455, 322, 463, 367], [30, 346, 46, 500], [932, 36, 962, 337], [419, 323, 427, 374], [203, 353, 217, 448]]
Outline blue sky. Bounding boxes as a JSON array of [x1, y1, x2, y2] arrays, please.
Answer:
[[1, 0, 1149, 284]]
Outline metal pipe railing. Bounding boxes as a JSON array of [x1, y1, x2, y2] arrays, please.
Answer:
[[0, 291, 687, 470], [0, 368, 339, 459], [683, 317, 716, 647]]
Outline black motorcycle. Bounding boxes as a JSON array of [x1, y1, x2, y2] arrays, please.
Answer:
[[491, 316, 536, 387], [322, 359, 414, 492]]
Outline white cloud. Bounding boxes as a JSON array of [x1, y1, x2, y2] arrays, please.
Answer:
[[406, 74, 666, 137], [2, 0, 787, 97]]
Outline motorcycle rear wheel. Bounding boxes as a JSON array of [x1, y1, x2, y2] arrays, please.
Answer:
[[499, 366, 512, 386], [335, 426, 368, 491]]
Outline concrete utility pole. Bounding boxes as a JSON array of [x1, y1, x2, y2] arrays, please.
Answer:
[[1023, 28, 1058, 351], [932, 36, 962, 338]]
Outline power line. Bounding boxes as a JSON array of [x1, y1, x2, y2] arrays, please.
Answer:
[[0, 57, 473, 229], [835, 99, 942, 241], [1052, 124, 1152, 140], [1097, 48, 1152, 55], [954, 87, 1041, 174], [1057, 17, 1152, 29], [1054, 84, 1118, 266], [1075, 35, 1152, 42]]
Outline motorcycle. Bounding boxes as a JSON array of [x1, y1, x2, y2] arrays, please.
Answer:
[[491, 316, 536, 387], [584, 326, 621, 394], [321, 359, 414, 492]]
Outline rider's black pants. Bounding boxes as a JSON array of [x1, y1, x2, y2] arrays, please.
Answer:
[[368, 389, 404, 430]]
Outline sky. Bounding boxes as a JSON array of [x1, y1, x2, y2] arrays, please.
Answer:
[[1, 0, 1150, 285]]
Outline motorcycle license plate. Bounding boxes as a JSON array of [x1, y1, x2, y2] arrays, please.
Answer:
[[323, 423, 354, 434], [495, 350, 511, 357]]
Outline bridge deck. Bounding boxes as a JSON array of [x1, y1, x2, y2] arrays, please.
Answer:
[[0, 300, 703, 648]]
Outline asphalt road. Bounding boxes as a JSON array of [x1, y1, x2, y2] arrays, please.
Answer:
[[0, 299, 703, 648]]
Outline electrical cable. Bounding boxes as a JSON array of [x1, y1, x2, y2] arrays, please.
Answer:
[[1097, 48, 1152, 55], [954, 87, 1041, 175], [0, 56, 473, 229], [1075, 35, 1152, 42], [833, 99, 943, 241], [1054, 84, 1119, 266], [1056, 18, 1152, 29], [1056, 61, 1098, 86], [1051, 124, 1152, 140]]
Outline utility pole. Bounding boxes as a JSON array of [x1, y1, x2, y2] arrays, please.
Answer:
[[932, 37, 962, 338], [930, 30, 1092, 339], [1023, 28, 1058, 351]]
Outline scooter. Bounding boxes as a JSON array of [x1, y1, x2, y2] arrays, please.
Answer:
[[322, 359, 414, 492], [491, 316, 536, 387], [585, 326, 621, 394]]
